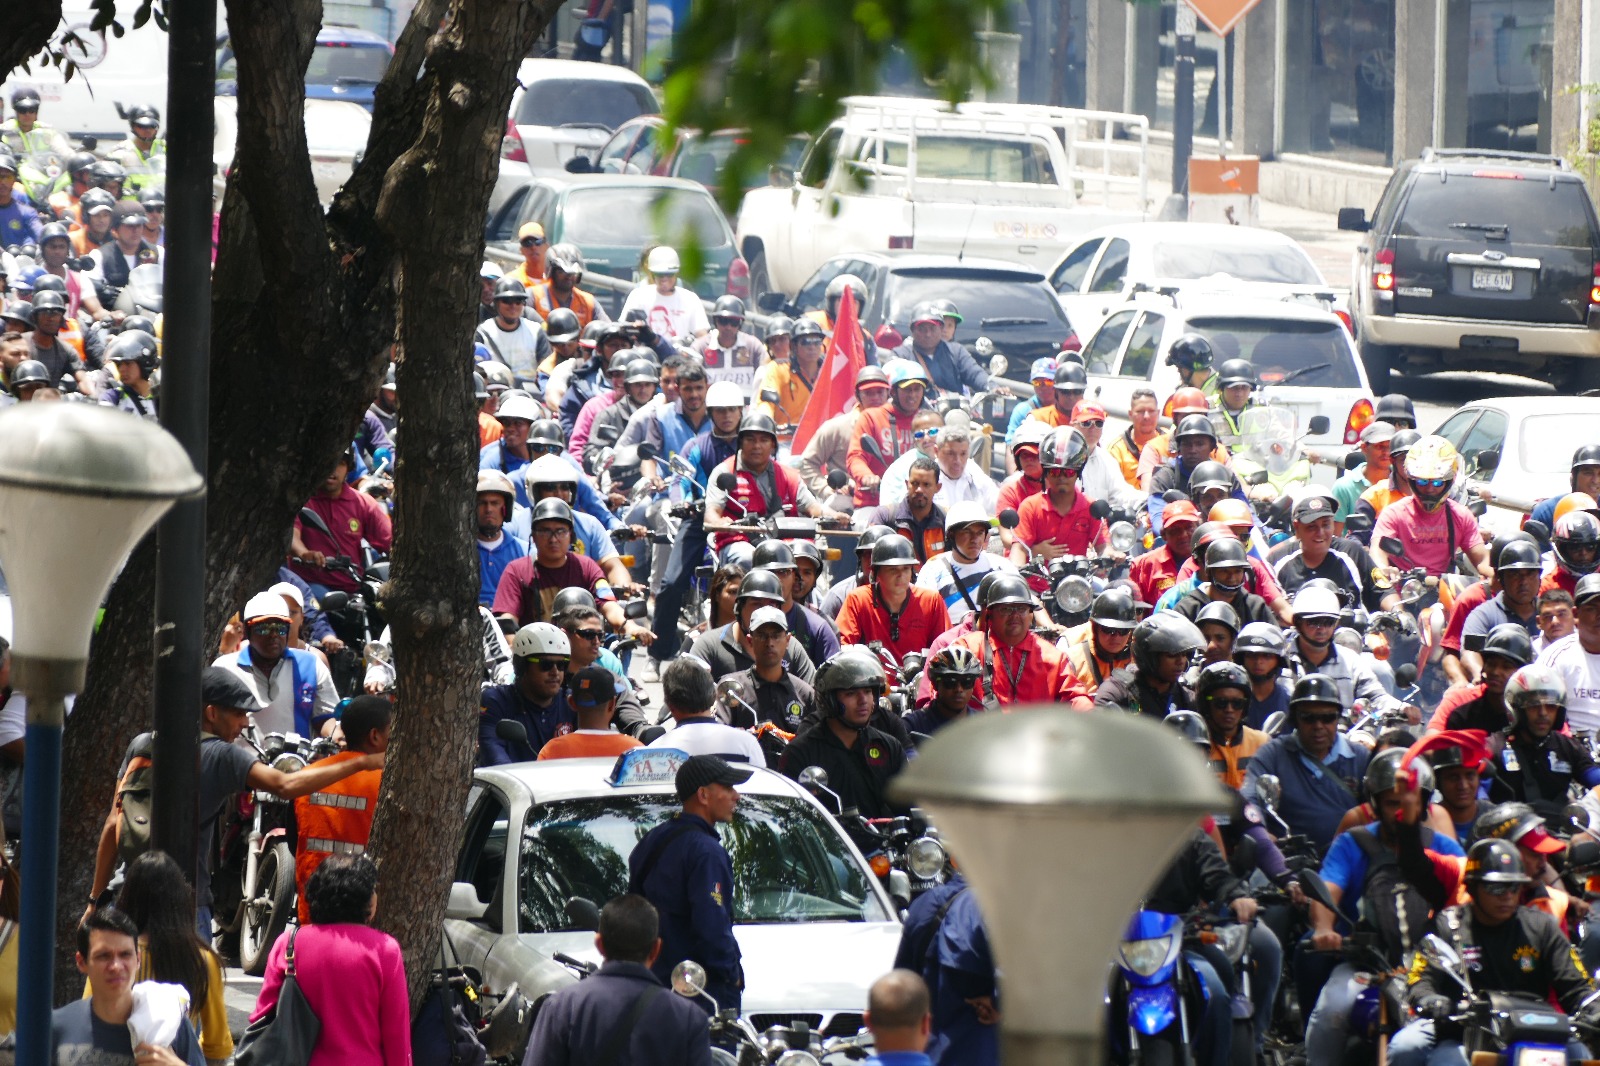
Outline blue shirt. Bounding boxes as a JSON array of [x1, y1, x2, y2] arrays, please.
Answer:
[[1319, 825, 1465, 918], [1004, 397, 1041, 443], [477, 684, 576, 764], [508, 503, 616, 562], [1462, 591, 1540, 643], [524, 959, 710, 1066], [477, 533, 529, 606], [629, 812, 742, 1010], [1245, 678, 1292, 732], [680, 427, 738, 499], [1532, 494, 1559, 533], [0, 196, 42, 245], [867, 1054, 936, 1066], [1243, 733, 1371, 852]]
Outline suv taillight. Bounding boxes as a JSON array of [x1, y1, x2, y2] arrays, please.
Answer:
[[1373, 247, 1395, 293], [1590, 261, 1600, 307], [727, 256, 749, 299], [501, 118, 526, 162], [1344, 397, 1374, 445]]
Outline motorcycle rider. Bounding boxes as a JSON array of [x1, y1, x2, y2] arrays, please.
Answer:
[[1285, 585, 1415, 720], [1002, 357, 1057, 446], [1173, 539, 1276, 627], [878, 454, 947, 564], [820, 525, 895, 621], [38, 221, 110, 324], [1373, 393, 1418, 432], [750, 540, 840, 667], [1093, 611, 1202, 716], [1391, 840, 1598, 1066], [289, 448, 394, 597], [1269, 492, 1398, 611], [905, 645, 982, 736], [582, 356, 657, 473], [291, 695, 389, 922], [848, 359, 932, 509], [1009, 426, 1109, 564], [4, 357, 54, 403], [1473, 802, 1577, 933], [1166, 332, 1220, 400], [1490, 664, 1600, 820], [366, 364, 398, 440], [1370, 435, 1492, 580], [1024, 361, 1088, 429], [1139, 387, 1223, 487], [1353, 427, 1421, 532], [1144, 415, 1247, 531], [1526, 444, 1600, 534], [71, 189, 117, 255], [569, 350, 634, 461], [891, 301, 997, 396], [996, 419, 1049, 515], [691, 295, 763, 399], [763, 315, 793, 365], [1331, 420, 1395, 530], [620, 353, 710, 484], [1430, 743, 1489, 847], [798, 365, 890, 497], [753, 314, 822, 424], [1062, 587, 1138, 709], [529, 243, 599, 328], [25, 290, 87, 390], [138, 189, 165, 246], [478, 622, 575, 763], [211, 592, 339, 739], [687, 570, 819, 682], [722, 606, 819, 739], [621, 246, 709, 343], [1542, 509, 1600, 599], [929, 422, 1000, 513], [645, 655, 765, 763], [474, 278, 551, 388], [517, 454, 633, 588], [48, 150, 96, 221], [1233, 622, 1293, 731], [952, 572, 1066, 706], [1194, 600, 1239, 664], [1129, 499, 1201, 607], [87, 202, 163, 305], [105, 105, 166, 195], [1107, 387, 1162, 489], [100, 330, 158, 420], [837, 533, 951, 663], [1426, 623, 1531, 734], [1243, 674, 1371, 852], [0, 154, 43, 246], [557, 322, 631, 437], [915, 500, 1014, 625], [1208, 359, 1256, 448], [474, 470, 527, 607], [494, 496, 651, 640], [1539, 573, 1600, 733], [779, 647, 909, 819], [703, 411, 847, 549]]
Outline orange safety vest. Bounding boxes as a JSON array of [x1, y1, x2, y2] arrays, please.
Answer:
[[293, 751, 381, 923], [530, 281, 598, 328], [58, 318, 86, 362], [1208, 727, 1271, 791], [1360, 482, 1404, 517]]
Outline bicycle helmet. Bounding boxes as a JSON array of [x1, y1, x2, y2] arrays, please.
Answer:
[[1187, 460, 1231, 495], [1462, 838, 1529, 886], [928, 644, 983, 681], [814, 647, 887, 723], [871, 533, 919, 569], [792, 317, 827, 344], [735, 570, 786, 608], [1195, 600, 1241, 634], [106, 330, 159, 376], [752, 540, 798, 574], [1090, 588, 1138, 631], [1554, 511, 1600, 577], [764, 315, 795, 342], [1217, 359, 1256, 390], [1504, 664, 1566, 730], [1039, 426, 1090, 472], [885, 358, 931, 391], [1289, 673, 1342, 712], [529, 498, 576, 533], [476, 470, 517, 515], [511, 622, 570, 659], [1365, 747, 1433, 797], [1168, 387, 1210, 416], [737, 411, 779, 442], [1195, 661, 1251, 708], [545, 308, 581, 344], [1130, 612, 1205, 676], [1166, 333, 1214, 372]]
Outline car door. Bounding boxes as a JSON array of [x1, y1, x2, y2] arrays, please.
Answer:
[[1097, 310, 1166, 417], [446, 784, 514, 976], [1082, 308, 1140, 404], [1049, 236, 1106, 337]]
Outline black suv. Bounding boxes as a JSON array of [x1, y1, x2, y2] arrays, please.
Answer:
[[1339, 148, 1600, 392]]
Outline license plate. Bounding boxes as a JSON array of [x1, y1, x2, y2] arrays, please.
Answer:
[[1472, 268, 1515, 291]]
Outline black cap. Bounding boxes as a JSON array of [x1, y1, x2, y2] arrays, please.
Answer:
[[675, 754, 754, 799], [1576, 574, 1600, 606], [1292, 494, 1336, 524], [201, 667, 266, 712], [568, 665, 617, 709]]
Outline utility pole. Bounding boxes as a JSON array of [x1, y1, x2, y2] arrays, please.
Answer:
[[1163, 2, 1197, 219]]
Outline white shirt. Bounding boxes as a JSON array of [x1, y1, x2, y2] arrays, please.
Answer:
[[211, 649, 338, 738], [915, 550, 1016, 624], [1081, 444, 1144, 511], [621, 283, 709, 343], [475, 318, 547, 380], [647, 715, 766, 765], [1537, 632, 1600, 734], [879, 451, 993, 510]]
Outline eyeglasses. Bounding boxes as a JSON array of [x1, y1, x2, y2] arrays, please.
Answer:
[[250, 621, 290, 637], [937, 676, 977, 689], [525, 657, 568, 672], [1298, 713, 1339, 726], [1074, 419, 1105, 429], [521, 237, 546, 247], [529, 442, 564, 456], [1480, 882, 1523, 898], [572, 629, 604, 641], [1209, 696, 1248, 711], [532, 526, 571, 539]]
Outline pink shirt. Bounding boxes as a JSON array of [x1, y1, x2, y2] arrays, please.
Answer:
[[1371, 497, 1482, 578], [568, 391, 621, 461], [252, 924, 411, 1066], [290, 488, 394, 593]]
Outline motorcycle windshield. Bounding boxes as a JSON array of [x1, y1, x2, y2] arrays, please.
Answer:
[[128, 263, 164, 296], [1239, 406, 1297, 477]]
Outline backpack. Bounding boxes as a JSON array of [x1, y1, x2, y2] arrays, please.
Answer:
[[1350, 824, 1436, 966], [113, 732, 156, 870]]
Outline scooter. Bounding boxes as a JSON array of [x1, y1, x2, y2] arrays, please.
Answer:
[[1231, 408, 1331, 505]]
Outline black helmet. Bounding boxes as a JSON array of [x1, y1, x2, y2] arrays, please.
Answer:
[[107, 330, 159, 376], [855, 365, 889, 390], [1174, 414, 1218, 444], [764, 314, 794, 341], [38, 221, 70, 245], [79, 188, 116, 216], [31, 274, 66, 296], [712, 295, 745, 322], [792, 317, 827, 343], [88, 160, 126, 187], [120, 314, 157, 336], [9, 359, 51, 389], [65, 151, 96, 177], [752, 540, 797, 574], [1163, 710, 1211, 750], [1365, 747, 1433, 797], [1481, 623, 1534, 667], [1090, 588, 1138, 631], [10, 88, 41, 110], [856, 524, 896, 559], [546, 308, 581, 344], [528, 418, 566, 450], [737, 412, 779, 441], [492, 277, 529, 302], [1573, 444, 1600, 478], [596, 321, 630, 349], [1556, 512, 1600, 577], [1131, 612, 1205, 676], [1203, 537, 1249, 578], [1217, 359, 1256, 390], [814, 648, 887, 723], [1195, 600, 1241, 634], [1463, 838, 1530, 887], [1373, 394, 1417, 427], [870, 533, 918, 569], [982, 573, 1034, 610], [125, 104, 160, 125], [736, 569, 786, 607], [473, 371, 489, 402], [789, 540, 823, 569], [529, 498, 576, 532], [1053, 362, 1088, 389], [928, 644, 983, 681], [1188, 460, 1231, 494], [1390, 429, 1422, 458], [624, 358, 660, 385], [30, 290, 66, 314], [1166, 333, 1214, 372], [1195, 661, 1251, 708], [552, 587, 598, 615], [1505, 664, 1566, 731], [1234, 622, 1289, 666], [1289, 673, 1342, 712]]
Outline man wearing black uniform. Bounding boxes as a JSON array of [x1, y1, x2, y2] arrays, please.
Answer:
[[780, 647, 908, 820], [1094, 612, 1203, 717], [629, 755, 752, 1014], [1390, 839, 1600, 1066], [1269, 494, 1398, 611], [749, 540, 840, 668], [1173, 539, 1276, 627], [721, 605, 818, 737], [1489, 665, 1600, 822]]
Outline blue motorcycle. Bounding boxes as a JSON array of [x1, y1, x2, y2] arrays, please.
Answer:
[[1110, 908, 1256, 1066]]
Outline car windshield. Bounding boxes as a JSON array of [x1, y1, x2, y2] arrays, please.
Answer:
[[1396, 177, 1596, 247], [1151, 242, 1321, 284], [517, 794, 887, 932], [307, 43, 390, 86], [1520, 414, 1599, 473], [561, 187, 730, 250], [885, 272, 1066, 331], [1186, 316, 1362, 389], [516, 81, 656, 130]]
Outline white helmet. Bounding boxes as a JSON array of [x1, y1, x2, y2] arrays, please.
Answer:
[[1010, 418, 1051, 452], [944, 499, 992, 534], [496, 393, 542, 423], [826, 273, 867, 305], [476, 470, 517, 508], [511, 622, 570, 659], [705, 380, 745, 409], [1291, 585, 1342, 620], [524, 453, 578, 493], [646, 246, 680, 275], [243, 591, 293, 623]]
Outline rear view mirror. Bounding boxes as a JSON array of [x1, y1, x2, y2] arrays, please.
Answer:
[[1462, 633, 1486, 654], [496, 719, 530, 747], [998, 509, 1020, 530], [637, 441, 658, 461], [1089, 499, 1111, 521], [1471, 448, 1500, 474], [1255, 773, 1282, 809], [1336, 207, 1369, 232], [1378, 536, 1406, 558], [1307, 415, 1330, 436], [624, 598, 648, 620], [1343, 512, 1372, 535], [756, 292, 787, 313], [446, 882, 489, 922], [715, 472, 737, 492]]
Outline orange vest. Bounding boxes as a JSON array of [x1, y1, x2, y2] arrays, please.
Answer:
[[1360, 482, 1404, 516], [1208, 727, 1271, 791], [479, 410, 503, 448], [530, 281, 598, 328], [293, 751, 381, 922], [58, 319, 86, 362]]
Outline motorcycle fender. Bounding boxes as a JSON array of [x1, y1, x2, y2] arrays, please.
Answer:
[[1127, 983, 1179, 1037], [1348, 985, 1383, 1039], [261, 827, 289, 847]]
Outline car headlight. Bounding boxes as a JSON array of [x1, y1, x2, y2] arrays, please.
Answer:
[[774, 1053, 822, 1066], [1109, 520, 1138, 554], [907, 836, 946, 880], [1055, 575, 1093, 615], [1118, 935, 1174, 978], [271, 752, 307, 775]]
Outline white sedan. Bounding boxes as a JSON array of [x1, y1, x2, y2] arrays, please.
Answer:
[[443, 754, 901, 1038], [1047, 222, 1336, 341], [213, 97, 371, 207]]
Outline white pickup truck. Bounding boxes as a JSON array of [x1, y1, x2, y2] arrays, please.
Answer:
[[736, 96, 1151, 297]]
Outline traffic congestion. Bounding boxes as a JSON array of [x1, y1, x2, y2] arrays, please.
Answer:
[[7, 19, 1600, 1066]]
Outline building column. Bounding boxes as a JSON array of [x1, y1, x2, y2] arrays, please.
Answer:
[[1083, 0, 1128, 112], [1392, 0, 1438, 160], [1230, 0, 1278, 158], [1127, 1, 1160, 122], [1549, 0, 1584, 156]]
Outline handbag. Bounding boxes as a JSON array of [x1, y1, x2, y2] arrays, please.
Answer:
[[234, 927, 322, 1066], [412, 930, 487, 1066]]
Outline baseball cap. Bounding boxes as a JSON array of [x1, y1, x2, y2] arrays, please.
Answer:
[[266, 581, 305, 611], [1515, 822, 1568, 855], [675, 754, 754, 799], [1576, 574, 1600, 606], [1161, 499, 1201, 530], [747, 605, 789, 633], [1360, 420, 1396, 445], [1292, 495, 1337, 524], [242, 591, 292, 623], [1029, 358, 1057, 382], [568, 666, 617, 709], [201, 667, 266, 712], [1071, 400, 1107, 423], [480, 260, 503, 281], [518, 221, 545, 241]]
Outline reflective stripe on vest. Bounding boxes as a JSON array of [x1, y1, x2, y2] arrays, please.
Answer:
[[306, 792, 369, 811], [304, 837, 366, 855]]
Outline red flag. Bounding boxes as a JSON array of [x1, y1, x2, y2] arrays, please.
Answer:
[[789, 285, 866, 454], [1400, 729, 1493, 791]]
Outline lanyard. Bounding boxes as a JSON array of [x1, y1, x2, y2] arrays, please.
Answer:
[[988, 636, 1029, 701], [872, 584, 907, 644]]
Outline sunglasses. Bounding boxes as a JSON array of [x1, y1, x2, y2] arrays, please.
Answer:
[[937, 676, 977, 689], [798, 337, 825, 345], [1300, 617, 1337, 628], [1412, 478, 1450, 489], [250, 621, 290, 637], [521, 237, 546, 247], [571, 629, 604, 642], [1480, 882, 1523, 898], [529, 442, 564, 456], [912, 429, 937, 440], [525, 657, 568, 671], [1048, 468, 1081, 477], [1298, 713, 1339, 726], [714, 317, 742, 326], [1209, 696, 1247, 711], [1075, 419, 1105, 429]]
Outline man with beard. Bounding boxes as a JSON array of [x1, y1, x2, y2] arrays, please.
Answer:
[[1173, 538, 1276, 627], [954, 573, 1066, 707], [780, 648, 908, 819]]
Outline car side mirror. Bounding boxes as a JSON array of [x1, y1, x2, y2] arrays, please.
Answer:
[[756, 291, 787, 313], [1336, 207, 1369, 233], [1307, 415, 1330, 436], [564, 896, 601, 931], [445, 882, 489, 922], [1471, 448, 1499, 474]]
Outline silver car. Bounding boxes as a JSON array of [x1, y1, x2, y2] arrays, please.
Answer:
[[444, 756, 901, 1037]]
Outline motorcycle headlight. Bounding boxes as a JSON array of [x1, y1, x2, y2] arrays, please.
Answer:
[[1055, 575, 1093, 615], [1514, 1049, 1566, 1066], [1401, 577, 1424, 602], [1118, 935, 1174, 978], [1214, 923, 1248, 964], [774, 1053, 821, 1066], [907, 836, 947, 880], [271, 752, 307, 775], [1109, 521, 1137, 555]]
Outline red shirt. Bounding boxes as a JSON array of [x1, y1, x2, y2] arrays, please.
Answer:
[[837, 584, 950, 664], [492, 553, 613, 626], [997, 471, 1042, 515], [955, 630, 1066, 706], [846, 406, 919, 507], [1440, 580, 1491, 653], [1129, 546, 1185, 606], [1014, 491, 1106, 556], [1541, 567, 1577, 597], [290, 488, 394, 593]]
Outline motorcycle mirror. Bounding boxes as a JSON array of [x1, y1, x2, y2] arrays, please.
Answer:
[[1255, 772, 1283, 809], [799, 765, 830, 790], [298, 506, 334, 537], [998, 508, 1020, 530], [1524, 520, 1551, 546], [988, 353, 1007, 377], [1467, 497, 1487, 517], [480, 985, 533, 1061], [1343, 449, 1365, 471], [638, 725, 666, 744], [1462, 632, 1486, 654], [1298, 870, 1355, 926], [1567, 803, 1593, 834], [1307, 415, 1331, 436], [1569, 840, 1600, 872], [363, 641, 392, 665], [73, 256, 97, 272], [671, 960, 708, 998], [563, 896, 601, 931], [1261, 711, 1287, 737], [1343, 512, 1373, 535], [1393, 663, 1418, 687], [715, 472, 737, 492], [1419, 933, 1467, 983], [1088, 499, 1111, 521], [1245, 469, 1269, 486], [624, 598, 649, 620], [1378, 536, 1406, 558], [636, 441, 658, 461], [860, 434, 884, 464], [320, 590, 349, 612], [887, 868, 912, 907], [827, 469, 850, 491], [495, 719, 530, 747]]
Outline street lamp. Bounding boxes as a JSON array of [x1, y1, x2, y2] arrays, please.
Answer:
[[890, 707, 1227, 1066], [0, 403, 202, 1066]]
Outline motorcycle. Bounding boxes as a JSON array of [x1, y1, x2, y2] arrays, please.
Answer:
[[999, 504, 1136, 626], [1298, 871, 1410, 1066], [794, 766, 942, 910], [670, 959, 875, 1065], [299, 505, 388, 695], [110, 261, 164, 317], [362, 604, 512, 694], [1374, 534, 1478, 706]]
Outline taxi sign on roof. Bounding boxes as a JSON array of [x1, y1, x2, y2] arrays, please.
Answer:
[[608, 748, 688, 787]]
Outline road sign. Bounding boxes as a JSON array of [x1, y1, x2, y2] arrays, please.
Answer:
[[1184, 0, 1263, 37]]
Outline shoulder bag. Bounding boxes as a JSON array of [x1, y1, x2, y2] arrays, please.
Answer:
[[234, 926, 321, 1066]]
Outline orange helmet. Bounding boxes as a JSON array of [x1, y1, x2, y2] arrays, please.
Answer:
[[1165, 386, 1210, 419], [1553, 492, 1600, 523], [1209, 499, 1254, 528]]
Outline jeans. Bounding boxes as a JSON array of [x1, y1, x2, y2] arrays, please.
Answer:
[[1305, 961, 1363, 1066], [1183, 951, 1234, 1066], [1249, 922, 1283, 1049], [197, 905, 212, 943], [650, 518, 708, 661], [1389, 1019, 1591, 1066]]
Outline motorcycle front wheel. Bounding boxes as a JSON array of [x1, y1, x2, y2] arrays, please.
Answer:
[[1132, 1030, 1188, 1066], [239, 841, 296, 976]]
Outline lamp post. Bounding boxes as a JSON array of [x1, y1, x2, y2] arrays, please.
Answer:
[[0, 404, 202, 1066], [890, 707, 1227, 1066]]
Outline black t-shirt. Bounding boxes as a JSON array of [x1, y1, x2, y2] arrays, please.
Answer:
[[778, 723, 907, 819], [197, 734, 258, 906], [27, 334, 84, 383], [1269, 536, 1388, 611]]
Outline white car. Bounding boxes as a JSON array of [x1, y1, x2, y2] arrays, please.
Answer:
[[502, 59, 657, 175], [1081, 293, 1374, 483], [1430, 395, 1600, 536], [443, 755, 901, 1036], [1047, 222, 1335, 341], [213, 97, 371, 207]]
